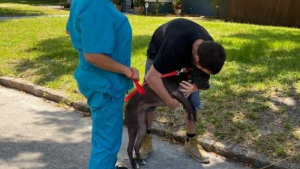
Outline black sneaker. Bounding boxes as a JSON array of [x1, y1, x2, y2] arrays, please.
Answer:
[[116, 166, 128, 169]]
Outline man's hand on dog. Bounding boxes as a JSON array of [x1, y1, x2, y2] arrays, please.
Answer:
[[126, 67, 140, 80], [179, 81, 198, 97]]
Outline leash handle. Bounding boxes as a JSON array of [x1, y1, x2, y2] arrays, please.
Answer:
[[130, 67, 145, 94], [124, 80, 146, 102], [133, 79, 145, 95]]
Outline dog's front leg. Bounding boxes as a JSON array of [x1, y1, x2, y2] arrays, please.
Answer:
[[171, 89, 198, 125]]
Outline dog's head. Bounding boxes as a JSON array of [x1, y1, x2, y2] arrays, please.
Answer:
[[188, 67, 210, 90]]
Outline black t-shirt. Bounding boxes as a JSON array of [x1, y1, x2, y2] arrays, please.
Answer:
[[147, 18, 214, 74]]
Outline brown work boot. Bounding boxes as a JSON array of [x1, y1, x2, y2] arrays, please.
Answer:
[[133, 134, 153, 160], [185, 136, 210, 164]]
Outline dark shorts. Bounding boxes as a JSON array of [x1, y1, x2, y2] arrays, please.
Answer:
[[144, 57, 202, 113]]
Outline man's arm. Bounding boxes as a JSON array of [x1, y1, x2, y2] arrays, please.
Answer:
[[85, 53, 139, 80], [145, 65, 178, 109]]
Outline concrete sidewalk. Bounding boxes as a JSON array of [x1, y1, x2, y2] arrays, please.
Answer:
[[0, 86, 253, 169]]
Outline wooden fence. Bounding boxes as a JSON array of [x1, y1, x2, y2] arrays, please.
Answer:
[[225, 0, 300, 28]]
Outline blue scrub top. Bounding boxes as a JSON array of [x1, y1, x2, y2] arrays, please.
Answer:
[[66, 0, 133, 99]]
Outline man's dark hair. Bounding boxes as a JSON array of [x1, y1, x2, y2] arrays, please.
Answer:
[[197, 41, 226, 74]]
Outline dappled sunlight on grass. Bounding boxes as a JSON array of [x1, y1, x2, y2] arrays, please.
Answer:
[[293, 128, 300, 140], [196, 22, 300, 159]]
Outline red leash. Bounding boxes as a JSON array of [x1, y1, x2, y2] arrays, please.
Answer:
[[133, 79, 145, 95], [124, 68, 187, 102], [124, 80, 147, 102]]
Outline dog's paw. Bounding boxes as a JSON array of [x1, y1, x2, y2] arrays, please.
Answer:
[[133, 163, 139, 169], [139, 159, 146, 165]]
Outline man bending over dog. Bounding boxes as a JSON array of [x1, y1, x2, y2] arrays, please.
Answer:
[[139, 18, 226, 163]]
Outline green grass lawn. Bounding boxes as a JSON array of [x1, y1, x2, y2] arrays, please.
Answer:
[[0, 12, 300, 163], [0, 0, 69, 16]]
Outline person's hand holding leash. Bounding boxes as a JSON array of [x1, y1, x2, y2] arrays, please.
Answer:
[[179, 80, 198, 97], [127, 67, 140, 80]]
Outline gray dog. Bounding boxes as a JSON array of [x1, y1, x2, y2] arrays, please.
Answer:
[[124, 67, 210, 169]]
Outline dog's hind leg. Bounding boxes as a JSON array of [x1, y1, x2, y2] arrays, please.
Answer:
[[127, 127, 138, 169], [125, 105, 139, 169], [134, 112, 147, 166]]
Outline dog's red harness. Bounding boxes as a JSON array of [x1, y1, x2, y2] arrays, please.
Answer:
[[124, 68, 187, 102]]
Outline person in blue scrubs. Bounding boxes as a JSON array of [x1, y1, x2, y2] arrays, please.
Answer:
[[66, 0, 139, 168]]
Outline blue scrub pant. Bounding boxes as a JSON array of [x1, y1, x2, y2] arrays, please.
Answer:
[[77, 85, 124, 169]]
